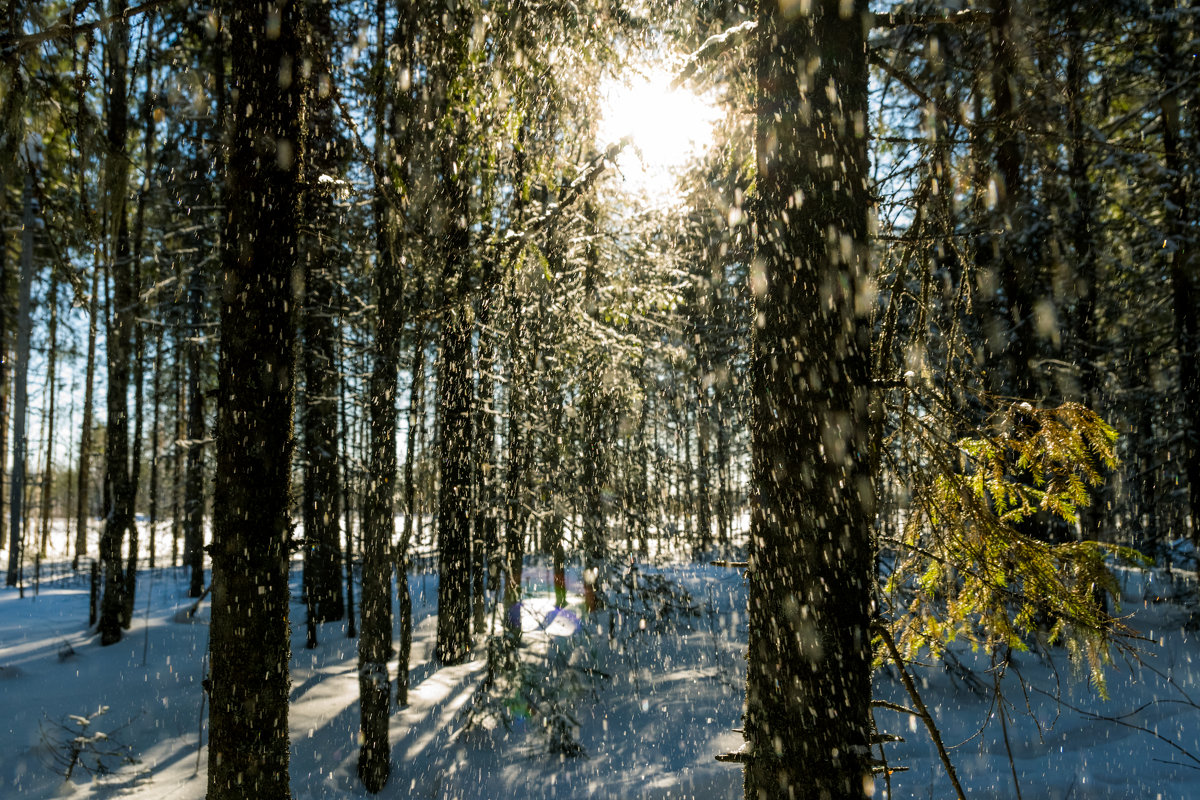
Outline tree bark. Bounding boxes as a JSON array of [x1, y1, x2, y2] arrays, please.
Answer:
[[183, 265, 205, 598], [300, 0, 344, 626], [436, 297, 474, 663], [434, 94, 474, 664], [97, 0, 135, 645], [6, 162, 34, 588], [397, 322, 425, 705], [357, 0, 418, 785], [1157, 1, 1200, 544], [206, 0, 304, 795], [148, 336, 161, 568], [37, 272, 58, 560], [743, 2, 874, 798]]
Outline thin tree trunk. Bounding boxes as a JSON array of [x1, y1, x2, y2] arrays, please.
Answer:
[[357, 0, 410, 785], [184, 265, 205, 598], [300, 0, 344, 625], [123, 29, 155, 626], [171, 332, 184, 567], [70, 265, 97, 568], [148, 335, 162, 568], [471, 295, 495, 635], [580, 205, 605, 609], [6, 164, 34, 588], [436, 298, 474, 663], [502, 285, 531, 634], [338, 316, 357, 639], [37, 272, 58, 559]]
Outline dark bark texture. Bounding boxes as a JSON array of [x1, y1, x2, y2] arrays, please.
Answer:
[[744, 2, 874, 799], [98, 0, 134, 645], [301, 0, 344, 626], [206, 1, 304, 796]]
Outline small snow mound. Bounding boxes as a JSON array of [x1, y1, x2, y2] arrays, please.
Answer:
[[171, 608, 209, 624], [52, 779, 78, 798]]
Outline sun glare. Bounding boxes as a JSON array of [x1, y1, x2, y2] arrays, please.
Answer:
[[598, 67, 720, 199]]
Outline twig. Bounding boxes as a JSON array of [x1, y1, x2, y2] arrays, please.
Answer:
[[877, 624, 968, 800], [993, 653, 1024, 800], [1028, 684, 1200, 770], [1, 0, 174, 56]]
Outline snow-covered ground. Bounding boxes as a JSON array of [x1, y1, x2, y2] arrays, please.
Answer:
[[4, 521, 1200, 798]]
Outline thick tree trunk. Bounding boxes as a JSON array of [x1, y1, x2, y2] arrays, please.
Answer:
[[206, 1, 304, 796], [1157, 5, 1200, 543], [97, 0, 135, 646], [434, 96, 474, 664], [743, 3, 874, 798], [988, 0, 1036, 399]]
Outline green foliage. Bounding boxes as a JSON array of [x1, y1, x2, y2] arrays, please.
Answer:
[[884, 402, 1142, 697]]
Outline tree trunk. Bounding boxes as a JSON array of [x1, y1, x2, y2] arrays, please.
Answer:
[[206, 0, 304, 795], [580, 205, 605, 609], [97, 0, 135, 646], [436, 299, 474, 663], [37, 272, 58, 560], [6, 163, 34, 588], [502, 285, 533, 634], [300, 0, 344, 626], [434, 96, 474, 664], [122, 36, 155, 625], [148, 335, 162, 568], [184, 265, 205, 598], [356, 0, 413, 785], [743, 3, 874, 798], [471, 295, 495, 635], [1157, 3, 1200, 543], [398, 323, 425, 705], [171, 332, 184, 567]]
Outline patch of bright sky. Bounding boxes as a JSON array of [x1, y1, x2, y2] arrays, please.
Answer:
[[597, 64, 722, 204]]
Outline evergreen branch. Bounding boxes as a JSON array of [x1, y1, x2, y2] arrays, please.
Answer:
[[670, 20, 757, 89], [877, 624, 968, 800]]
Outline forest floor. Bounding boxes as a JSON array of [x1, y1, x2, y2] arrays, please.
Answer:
[[3, 523, 1200, 798]]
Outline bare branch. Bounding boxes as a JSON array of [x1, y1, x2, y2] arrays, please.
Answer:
[[1, 0, 175, 57]]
